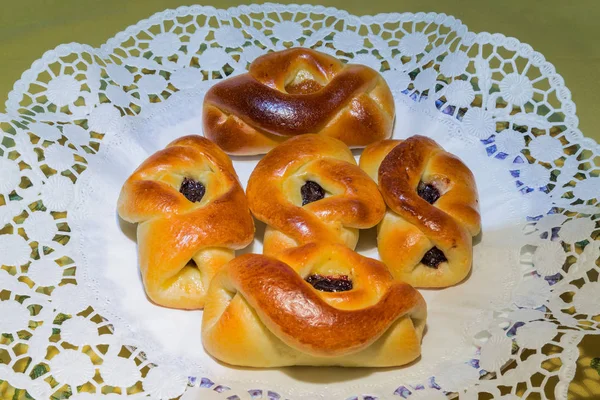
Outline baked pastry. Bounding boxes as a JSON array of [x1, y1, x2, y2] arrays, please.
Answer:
[[360, 136, 481, 288], [203, 47, 395, 155], [202, 243, 427, 367], [246, 134, 386, 256], [117, 135, 255, 309]]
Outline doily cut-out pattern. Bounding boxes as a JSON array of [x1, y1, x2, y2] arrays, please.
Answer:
[[0, 4, 598, 400]]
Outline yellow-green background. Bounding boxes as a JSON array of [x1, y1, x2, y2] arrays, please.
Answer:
[[0, 0, 598, 398], [1, 0, 599, 143]]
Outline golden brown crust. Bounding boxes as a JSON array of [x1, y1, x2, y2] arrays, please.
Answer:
[[246, 134, 386, 256], [359, 139, 403, 181], [202, 243, 427, 367], [359, 136, 481, 288], [203, 48, 395, 155], [117, 135, 255, 309]]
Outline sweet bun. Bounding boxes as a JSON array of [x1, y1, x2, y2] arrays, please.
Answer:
[[202, 243, 427, 367], [117, 135, 255, 309], [360, 135, 481, 288], [246, 134, 386, 256], [203, 47, 395, 155]]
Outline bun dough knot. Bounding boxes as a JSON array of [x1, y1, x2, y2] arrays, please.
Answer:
[[117, 135, 255, 309], [202, 243, 427, 367], [360, 136, 481, 288], [247, 134, 386, 256], [203, 47, 395, 155]]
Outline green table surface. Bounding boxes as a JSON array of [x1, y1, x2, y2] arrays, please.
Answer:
[[0, 1, 599, 399]]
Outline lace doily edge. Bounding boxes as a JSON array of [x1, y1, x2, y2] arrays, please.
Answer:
[[3, 3, 598, 153]]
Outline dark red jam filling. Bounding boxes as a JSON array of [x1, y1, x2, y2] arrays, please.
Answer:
[[301, 180, 325, 206], [305, 274, 353, 292], [180, 178, 205, 203], [421, 247, 447, 268], [417, 181, 441, 204]]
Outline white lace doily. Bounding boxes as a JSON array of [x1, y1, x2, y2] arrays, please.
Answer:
[[0, 4, 598, 400]]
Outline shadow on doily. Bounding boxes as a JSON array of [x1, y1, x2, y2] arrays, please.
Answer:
[[280, 352, 424, 384], [117, 213, 138, 242], [237, 218, 266, 255]]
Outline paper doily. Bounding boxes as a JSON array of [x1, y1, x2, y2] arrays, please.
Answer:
[[0, 4, 598, 400]]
